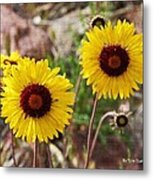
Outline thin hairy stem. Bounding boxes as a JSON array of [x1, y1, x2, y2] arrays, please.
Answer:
[[11, 131, 17, 167], [46, 143, 53, 168], [84, 94, 98, 168], [89, 111, 116, 159], [73, 74, 82, 111], [33, 139, 39, 167]]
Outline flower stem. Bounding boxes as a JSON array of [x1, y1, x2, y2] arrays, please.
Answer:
[[89, 111, 116, 159], [33, 139, 39, 168], [46, 143, 53, 168], [73, 74, 82, 111], [11, 131, 17, 167], [84, 94, 98, 168]]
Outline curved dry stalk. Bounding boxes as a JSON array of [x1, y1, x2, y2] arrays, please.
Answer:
[[84, 94, 98, 168], [89, 111, 117, 159]]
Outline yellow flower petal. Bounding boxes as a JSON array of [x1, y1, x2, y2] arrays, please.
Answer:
[[80, 19, 143, 99], [1, 57, 75, 143]]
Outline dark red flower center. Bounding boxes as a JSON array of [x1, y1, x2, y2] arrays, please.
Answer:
[[99, 45, 129, 76], [20, 84, 52, 118], [28, 94, 43, 110]]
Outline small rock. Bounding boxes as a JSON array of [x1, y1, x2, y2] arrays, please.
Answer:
[[0, 5, 53, 60]]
